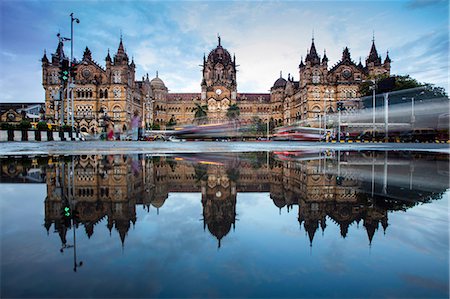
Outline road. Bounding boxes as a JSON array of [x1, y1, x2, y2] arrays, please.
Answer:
[[0, 141, 448, 156]]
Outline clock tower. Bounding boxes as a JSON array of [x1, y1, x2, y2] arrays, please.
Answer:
[[201, 36, 237, 122]]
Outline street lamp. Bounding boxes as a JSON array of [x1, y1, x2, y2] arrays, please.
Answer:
[[369, 79, 376, 139], [324, 89, 328, 133], [70, 13, 80, 132]]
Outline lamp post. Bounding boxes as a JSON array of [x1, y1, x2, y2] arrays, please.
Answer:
[[69, 13, 80, 132], [324, 89, 328, 133], [363, 79, 377, 140]]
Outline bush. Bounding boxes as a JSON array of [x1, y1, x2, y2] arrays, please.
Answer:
[[37, 121, 48, 131], [61, 125, 72, 132], [19, 120, 31, 130], [0, 123, 14, 130]]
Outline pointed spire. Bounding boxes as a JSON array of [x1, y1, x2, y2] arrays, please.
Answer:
[[118, 36, 125, 55], [322, 49, 328, 64], [83, 46, 92, 61], [146, 73, 149, 82], [42, 49, 49, 63], [305, 37, 320, 65], [130, 56, 135, 67], [114, 35, 128, 64], [342, 47, 351, 63], [218, 33, 221, 46], [156, 70, 158, 78], [105, 48, 111, 62], [54, 36, 65, 60], [299, 56, 305, 68], [384, 50, 391, 63], [367, 34, 382, 66], [280, 70, 282, 78], [358, 56, 363, 68]]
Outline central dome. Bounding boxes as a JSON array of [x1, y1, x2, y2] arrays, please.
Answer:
[[207, 36, 232, 65], [150, 72, 166, 90]]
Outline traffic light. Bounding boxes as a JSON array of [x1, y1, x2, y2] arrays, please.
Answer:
[[70, 62, 77, 80], [62, 205, 71, 227], [59, 59, 70, 83]]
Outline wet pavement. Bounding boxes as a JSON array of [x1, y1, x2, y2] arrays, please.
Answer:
[[0, 140, 448, 156]]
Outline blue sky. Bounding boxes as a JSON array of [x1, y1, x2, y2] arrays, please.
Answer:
[[0, 0, 448, 102]]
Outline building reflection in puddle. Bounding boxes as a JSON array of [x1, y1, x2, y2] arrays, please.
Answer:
[[1, 151, 448, 255]]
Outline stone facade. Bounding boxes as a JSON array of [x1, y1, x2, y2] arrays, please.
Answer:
[[42, 36, 391, 132]]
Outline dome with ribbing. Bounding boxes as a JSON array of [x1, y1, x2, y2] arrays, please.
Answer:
[[150, 75, 166, 90], [273, 77, 287, 89], [207, 37, 232, 66]]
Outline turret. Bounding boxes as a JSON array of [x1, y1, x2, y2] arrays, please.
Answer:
[[383, 50, 391, 71], [322, 49, 328, 66], [105, 49, 112, 65], [305, 38, 321, 66], [41, 50, 49, 64], [366, 38, 382, 67], [114, 36, 129, 65]]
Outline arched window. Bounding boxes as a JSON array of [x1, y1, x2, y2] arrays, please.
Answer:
[[104, 89, 108, 98]]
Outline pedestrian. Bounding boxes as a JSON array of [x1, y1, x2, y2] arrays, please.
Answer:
[[131, 111, 140, 141], [107, 122, 114, 141]]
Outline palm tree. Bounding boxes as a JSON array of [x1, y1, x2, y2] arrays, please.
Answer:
[[226, 103, 240, 121], [193, 103, 208, 124]]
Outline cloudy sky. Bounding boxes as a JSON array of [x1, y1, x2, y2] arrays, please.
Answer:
[[0, 0, 448, 102]]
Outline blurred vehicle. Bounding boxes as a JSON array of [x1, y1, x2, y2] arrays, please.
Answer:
[[273, 126, 328, 141], [399, 128, 438, 143]]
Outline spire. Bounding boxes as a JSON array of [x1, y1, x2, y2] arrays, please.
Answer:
[[305, 38, 320, 65], [83, 46, 92, 61], [366, 34, 382, 66], [322, 49, 328, 64], [117, 36, 125, 55], [54, 37, 65, 60], [384, 50, 391, 64], [299, 56, 305, 68], [130, 56, 135, 67], [114, 35, 128, 64], [105, 48, 111, 62], [42, 49, 49, 63], [156, 70, 158, 78], [342, 47, 352, 63], [218, 33, 221, 46], [358, 56, 363, 68], [280, 70, 282, 78]]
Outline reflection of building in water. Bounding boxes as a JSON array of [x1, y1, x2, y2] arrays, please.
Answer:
[[201, 164, 237, 248], [1, 151, 447, 248]]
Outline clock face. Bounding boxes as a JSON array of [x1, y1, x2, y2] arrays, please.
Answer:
[[215, 89, 222, 95], [82, 68, 91, 79], [342, 69, 352, 79], [7, 113, 15, 121]]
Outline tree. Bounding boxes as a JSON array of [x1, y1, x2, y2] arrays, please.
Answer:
[[193, 103, 208, 124], [360, 74, 447, 98], [226, 103, 240, 121], [167, 115, 177, 128]]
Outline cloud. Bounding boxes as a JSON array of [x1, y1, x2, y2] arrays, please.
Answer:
[[0, 1, 447, 102]]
